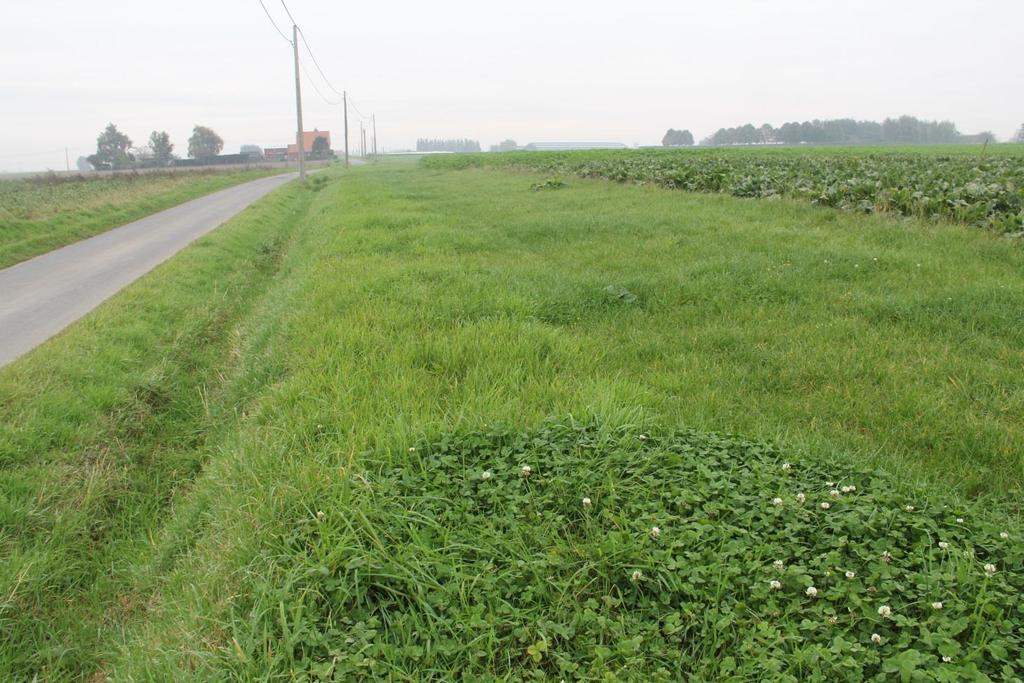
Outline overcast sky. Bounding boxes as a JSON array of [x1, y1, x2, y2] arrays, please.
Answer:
[[1, 0, 1022, 171]]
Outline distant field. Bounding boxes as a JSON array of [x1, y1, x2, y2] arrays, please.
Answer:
[[0, 168, 281, 269], [425, 144, 1024, 233], [1, 160, 1022, 678]]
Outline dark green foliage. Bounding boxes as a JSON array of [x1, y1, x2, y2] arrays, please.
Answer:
[[148, 130, 174, 163], [87, 122, 133, 169], [311, 135, 332, 159], [490, 139, 519, 152], [235, 421, 1023, 680], [662, 129, 694, 147], [425, 148, 1024, 233], [703, 116, 968, 146], [187, 125, 224, 159]]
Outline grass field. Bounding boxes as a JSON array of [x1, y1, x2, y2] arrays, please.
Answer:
[[0, 157, 1022, 679], [0, 168, 282, 269]]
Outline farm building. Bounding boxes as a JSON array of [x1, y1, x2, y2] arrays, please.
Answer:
[[263, 147, 288, 162], [286, 130, 332, 160]]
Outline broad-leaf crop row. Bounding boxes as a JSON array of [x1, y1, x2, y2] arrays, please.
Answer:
[[425, 148, 1024, 232]]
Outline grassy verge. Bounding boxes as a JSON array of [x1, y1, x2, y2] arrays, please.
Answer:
[[0, 173, 315, 678], [1, 159, 1021, 678], [0, 168, 284, 269]]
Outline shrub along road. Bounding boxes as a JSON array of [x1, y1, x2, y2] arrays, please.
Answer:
[[0, 172, 298, 366]]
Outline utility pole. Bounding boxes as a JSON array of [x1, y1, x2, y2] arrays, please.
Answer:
[[372, 115, 377, 157], [343, 91, 350, 167], [64, 147, 70, 173], [292, 24, 306, 183]]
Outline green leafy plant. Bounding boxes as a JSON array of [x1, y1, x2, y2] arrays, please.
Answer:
[[232, 420, 1022, 680]]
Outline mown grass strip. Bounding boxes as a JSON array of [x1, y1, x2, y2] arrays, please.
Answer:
[[0, 168, 283, 269]]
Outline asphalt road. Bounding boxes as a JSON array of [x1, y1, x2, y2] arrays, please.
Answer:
[[0, 172, 299, 367]]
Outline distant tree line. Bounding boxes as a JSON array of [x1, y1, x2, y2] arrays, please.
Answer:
[[416, 138, 481, 153], [662, 129, 694, 146], [700, 116, 994, 146], [85, 123, 226, 170], [489, 139, 518, 152], [1013, 123, 1024, 144]]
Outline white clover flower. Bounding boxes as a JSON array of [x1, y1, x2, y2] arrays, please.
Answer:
[[984, 563, 997, 575], [820, 502, 831, 510], [481, 470, 493, 481], [956, 517, 964, 523], [781, 462, 792, 471], [942, 656, 952, 663], [773, 559, 785, 572], [931, 601, 943, 610], [878, 605, 892, 618], [849, 485, 857, 492], [316, 510, 325, 521], [826, 481, 835, 487], [520, 465, 532, 477], [845, 571, 855, 579], [830, 489, 841, 498], [582, 497, 592, 508], [650, 526, 661, 539], [938, 541, 949, 549], [871, 633, 882, 644], [408, 446, 416, 452], [638, 434, 648, 441], [631, 570, 643, 582], [904, 505, 915, 512], [769, 580, 782, 590], [1000, 532, 1009, 539], [841, 485, 855, 494], [796, 493, 806, 504], [805, 586, 818, 598], [828, 616, 838, 625], [882, 550, 893, 563], [772, 497, 784, 506]]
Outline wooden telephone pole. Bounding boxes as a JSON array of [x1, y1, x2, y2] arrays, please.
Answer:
[[372, 115, 377, 157], [292, 24, 306, 182], [343, 91, 350, 167]]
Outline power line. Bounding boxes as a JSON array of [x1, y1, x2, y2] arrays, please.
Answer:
[[279, 0, 298, 27], [299, 29, 344, 97], [299, 59, 343, 106], [258, 0, 292, 44], [346, 95, 370, 121]]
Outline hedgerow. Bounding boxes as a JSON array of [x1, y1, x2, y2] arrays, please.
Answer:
[[232, 421, 1022, 681]]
